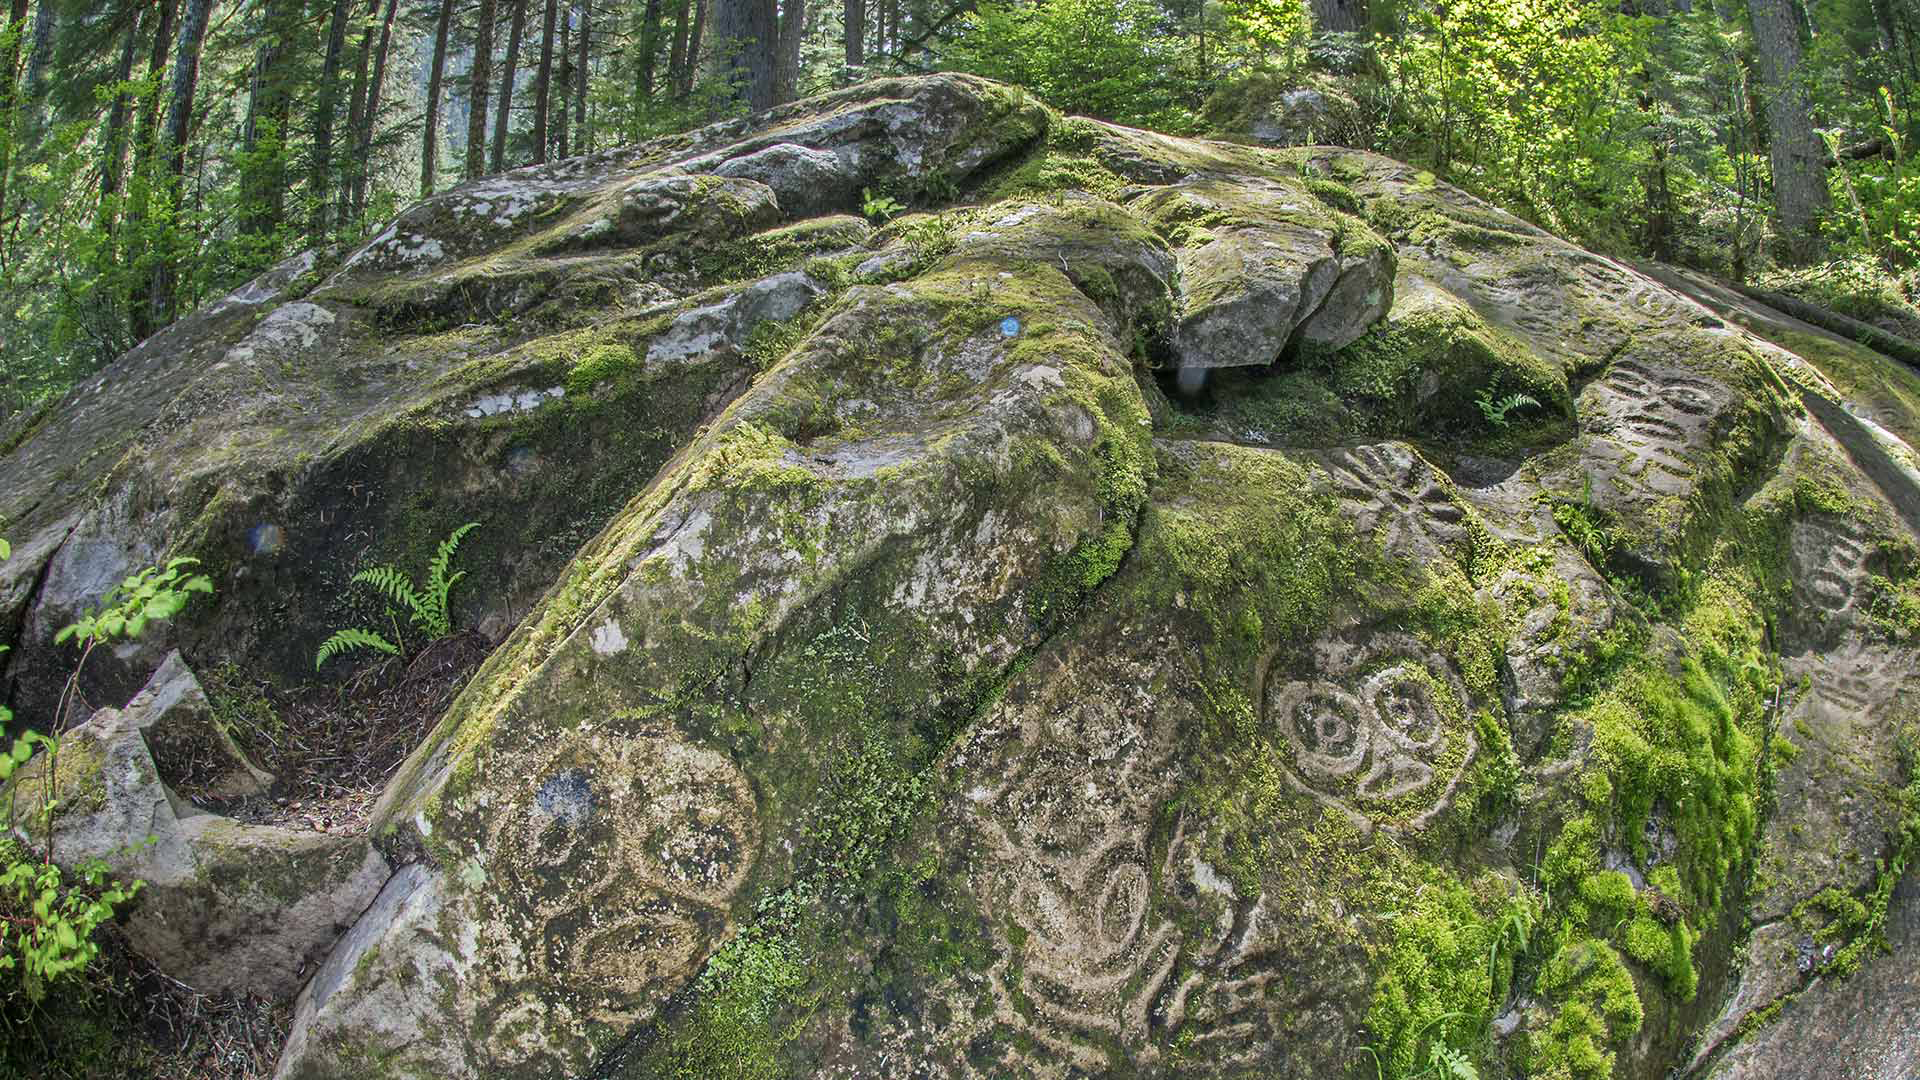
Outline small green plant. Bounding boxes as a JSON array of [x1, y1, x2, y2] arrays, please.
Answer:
[[918, 169, 960, 204], [315, 522, 478, 670], [0, 831, 142, 1004], [1364, 1012, 1483, 1080], [1475, 388, 1540, 430], [0, 540, 182, 1005], [896, 215, 957, 270], [861, 187, 905, 223], [1553, 478, 1612, 564], [54, 556, 214, 729]]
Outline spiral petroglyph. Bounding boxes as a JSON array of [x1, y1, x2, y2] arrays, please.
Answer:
[[472, 719, 757, 1049], [1260, 633, 1478, 834]]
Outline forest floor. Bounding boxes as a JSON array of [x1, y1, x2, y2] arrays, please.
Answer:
[[203, 631, 493, 835]]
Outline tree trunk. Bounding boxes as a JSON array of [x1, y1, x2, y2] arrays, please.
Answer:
[[421, 0, 455, 196], [468, 0, 498, 179], [1749, 0, 1828, 262], [1308, 0, 1365, 34], [100, 6, 146, 233], [18, 0, 57, 149], [844, 0, 863, 65], [574, 0, 590, 153], [667, 0, 690, 96], [121, 0, 175, 339], [556, 10, 570, 157], [685, 0, 705, 95], [353, 0, 399, 217], [311, 0, 353, 238], [239, 0, 297, 241], [134, 0, 176, 173], [145, 0, 213, 335], [638, 0, 663, 107], [712, 0, 776, 111], [163, 0, 213, 206], [0, 0, 31, 232], [775, 0, 803, 104], [494, 0, 526, 171], [342, 0, 379, 227], [533, 0, 557, 163]]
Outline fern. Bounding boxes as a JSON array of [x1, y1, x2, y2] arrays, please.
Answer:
[[352, 566, 424, 625], [1475, 388, 1541, 430], [314, 522, 478, 670], [421, 522, 478, 638], [1427, 1044, 1479, 1080], [314, 628, 400, 670]]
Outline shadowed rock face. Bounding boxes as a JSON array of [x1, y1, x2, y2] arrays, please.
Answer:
[[3, 75, 1918, 1080]]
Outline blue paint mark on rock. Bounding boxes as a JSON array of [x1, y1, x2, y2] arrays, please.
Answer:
[[999, 316, 1021, 338], [248, 523, 287, 556], [505, 446, 540, 475], [535, 768, 596, 828]]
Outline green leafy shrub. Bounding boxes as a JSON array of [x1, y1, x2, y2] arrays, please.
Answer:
[[0, 542, 208, 1006], [315, 522, 479, 669], [859, 188, 905, 223]]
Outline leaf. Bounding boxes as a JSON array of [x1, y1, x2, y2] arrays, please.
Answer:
[[421, 523, 478, 639], [314, 628, 401, 670], [353, 565, 423, 621]]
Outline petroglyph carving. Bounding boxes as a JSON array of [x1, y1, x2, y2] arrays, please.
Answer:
[[1260, 632, 1478, 835]]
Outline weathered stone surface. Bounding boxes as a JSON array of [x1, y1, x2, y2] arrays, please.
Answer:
[[4, 75, 1918, 1080], [0, 75, 1047, 721], [121, 650, 273, 801], [1130, 177, 1396, 371], [7, 660, 385, 998], [644, 270, 827, 368]]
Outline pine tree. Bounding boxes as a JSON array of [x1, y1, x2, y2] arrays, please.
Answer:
[[1750, 0, 1829, 261], [493, 0, 527, 171], [469, 0, 499, 178], [421, 0, 456, 196]]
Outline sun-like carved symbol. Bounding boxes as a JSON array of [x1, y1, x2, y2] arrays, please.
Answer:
[[1319, 443, 1469, 561], [1260, 633, 1478, 835]]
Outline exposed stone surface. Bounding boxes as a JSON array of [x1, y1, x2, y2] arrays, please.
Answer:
[[1131, 177, 1396, 371], [122, 650, 273, 800], [2, 75, 1917, 1080], [7, 660, 386, 999]]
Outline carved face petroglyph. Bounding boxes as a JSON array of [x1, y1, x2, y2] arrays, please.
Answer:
[[1261, 632, 1479, 835]]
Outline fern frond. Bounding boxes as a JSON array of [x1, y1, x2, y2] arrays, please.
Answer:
[[314, 628, 400, 670], [421, 523, 478, 639], [427, 523, 479, 597], [352, 565, 423, 617]]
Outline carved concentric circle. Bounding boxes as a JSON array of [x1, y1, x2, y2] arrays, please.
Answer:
[[1261, 633, 1478, 833], [473, 718, 759, 1035]]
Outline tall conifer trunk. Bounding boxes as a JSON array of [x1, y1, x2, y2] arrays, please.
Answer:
[[533, 0, 557, 163], [421, 0, 456, 196], [1750, 0, 1829, 261], [495, 0, 528, 172], [469, 0, 499, 178]]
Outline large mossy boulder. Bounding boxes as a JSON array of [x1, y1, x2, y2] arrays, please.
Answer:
[[3, 75, 1918, 1080]]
